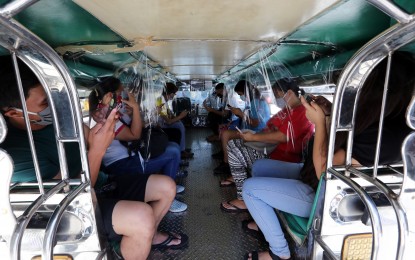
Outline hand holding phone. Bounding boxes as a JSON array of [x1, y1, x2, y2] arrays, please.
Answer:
[[304, 93, 315, 104], [105, 93, 118, 119], [235, 126, 243, 134]]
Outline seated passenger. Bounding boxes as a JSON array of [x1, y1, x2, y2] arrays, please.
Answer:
[[242, 51, 415, 260], [156, 82, 194, 159], [214, 80, 271, 178], [203, 83, 230, 142], [220, 79, 314, 212], [0, 62, 188, 259], [89, 77, 187, 213]]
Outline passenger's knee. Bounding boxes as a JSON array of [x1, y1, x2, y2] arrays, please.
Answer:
[[159, 175, 176, 199], [242, 178, 254, 197], [114, 201, 156, 238]]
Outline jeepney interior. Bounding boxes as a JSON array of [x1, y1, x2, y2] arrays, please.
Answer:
[[1, 0, 415, 259]]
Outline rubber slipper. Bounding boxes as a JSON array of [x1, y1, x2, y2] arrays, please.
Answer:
[[219, 179, 235, 187], [151, 232, 189, 250], [242, 220, 264, 239], [220, 200, 248, 213]]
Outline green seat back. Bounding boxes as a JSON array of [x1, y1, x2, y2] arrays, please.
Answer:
[[279, 174, 325, 244]]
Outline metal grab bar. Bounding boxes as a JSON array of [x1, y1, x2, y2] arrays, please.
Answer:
[[398, 133, 415, 259], [347, 167, 407, 260], [42, 182, 89, 260], [0, 150, 16, 241], [10, 180, 68, 260], [328, 168, 383, 260]]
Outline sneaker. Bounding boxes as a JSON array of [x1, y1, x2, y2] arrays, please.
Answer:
[[169, 199, 188, 213], [211, 150, 224, 159], [214, 162, 230, 175], [176, 185, 185, 194], [177, 169, 188, 178]]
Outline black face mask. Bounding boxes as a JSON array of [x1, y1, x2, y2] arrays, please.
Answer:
[[217, 93, 223, 98]]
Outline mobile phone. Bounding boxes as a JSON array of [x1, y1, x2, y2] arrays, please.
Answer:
[[235, 126, 243, 134], [304, 93, 314, 103], [105, 93, 118, 118]]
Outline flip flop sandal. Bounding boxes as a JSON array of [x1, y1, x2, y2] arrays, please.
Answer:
[[220, 200, 248, 213], [151, 232, 189, 250], [219, 179, 235, 187]]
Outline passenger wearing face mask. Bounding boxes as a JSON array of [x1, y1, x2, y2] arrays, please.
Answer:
[[220, 78, 314, 212], [203, 83, 231, 142], [156, 82, 193, 159], [214, 80, 270, 176]]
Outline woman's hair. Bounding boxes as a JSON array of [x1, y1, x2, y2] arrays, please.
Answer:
[[88, 76, 121, 113], [162, 82, 178, 96], [335, 51, 415, 151], [301, 51, 415, 189], [272, 78, 304, 97]]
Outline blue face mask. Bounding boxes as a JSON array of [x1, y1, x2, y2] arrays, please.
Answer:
[[240, 95, 246, 101], [13, 106, 53, 125]]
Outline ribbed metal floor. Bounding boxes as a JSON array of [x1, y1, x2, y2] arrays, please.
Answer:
[[148, 128, 268, 260]]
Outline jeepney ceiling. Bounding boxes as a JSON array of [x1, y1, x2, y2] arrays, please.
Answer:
[[73, 0, 339, 81]]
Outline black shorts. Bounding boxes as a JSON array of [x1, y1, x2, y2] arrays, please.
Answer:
[[97, 174, 150, 242]]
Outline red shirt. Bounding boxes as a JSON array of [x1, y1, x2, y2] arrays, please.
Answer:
[[263, 105, 314, 163]]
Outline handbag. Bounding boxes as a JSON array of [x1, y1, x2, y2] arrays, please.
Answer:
[[124, 127, 169, 159], [244, 141, 278, 155]]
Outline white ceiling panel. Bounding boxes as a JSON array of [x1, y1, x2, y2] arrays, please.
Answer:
[[74, 0, 339, 80]]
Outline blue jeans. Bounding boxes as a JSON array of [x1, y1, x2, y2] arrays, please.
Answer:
[[242, 177, 315, 258], [105, 142, 180, 179], [252, 159, 303, 179], [163, 121, 186, 151]]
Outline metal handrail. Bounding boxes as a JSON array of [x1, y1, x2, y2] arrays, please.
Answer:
[[42, 182, 89, 260], [323, 1, 415, 259], [314, 235, 339, 260], [398, 132, 415, 259], [347, 167, 407, 260], [328, 168, 383, 260], [10, 180, 68, 260], [0, 5, 96, 259], [0, 0, 39, 19]]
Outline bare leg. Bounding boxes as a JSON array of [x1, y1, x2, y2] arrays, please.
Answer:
[[143, 174, 183, 245], [144, 174, 175, 226], [112, 201, 155, 260]]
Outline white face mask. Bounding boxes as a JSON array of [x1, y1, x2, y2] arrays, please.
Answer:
[[13, 106, 53, 125]]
